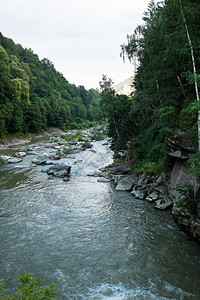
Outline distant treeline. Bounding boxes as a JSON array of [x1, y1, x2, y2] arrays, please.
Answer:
[[0, 32, 100, 138]]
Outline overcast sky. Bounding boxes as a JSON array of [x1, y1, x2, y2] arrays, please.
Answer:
[[0, 0, 151, 89]]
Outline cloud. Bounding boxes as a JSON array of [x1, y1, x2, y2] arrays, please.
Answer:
[[0, 0, 150, 89]]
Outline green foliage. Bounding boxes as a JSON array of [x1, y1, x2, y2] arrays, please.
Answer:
[[63, 147, 77, 154], [174, 184, 199, 215], [60, 132, 83, 142], [135, 162, 161, 176], [0, 273, 57, 299], [188, 152, 200, 179], [99, 81, 133, 150], [0, 32, 101, 137], [102, 0, 200, 175]]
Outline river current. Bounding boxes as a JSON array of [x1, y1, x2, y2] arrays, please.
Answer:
[[0, 140, 200, 299]]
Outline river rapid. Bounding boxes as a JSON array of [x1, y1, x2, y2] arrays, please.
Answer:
[[0, 139, 200, 299]]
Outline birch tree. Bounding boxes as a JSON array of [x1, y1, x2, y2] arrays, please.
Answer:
[[178, 0, 200, 151]]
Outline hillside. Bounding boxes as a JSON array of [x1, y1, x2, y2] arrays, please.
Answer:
[[0, 32, 100, 138]]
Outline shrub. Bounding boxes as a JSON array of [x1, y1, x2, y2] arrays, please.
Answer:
[[0, 273, 57, 299]]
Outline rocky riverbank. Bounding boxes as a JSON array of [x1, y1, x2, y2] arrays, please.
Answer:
[[88, 161, 200, 243]]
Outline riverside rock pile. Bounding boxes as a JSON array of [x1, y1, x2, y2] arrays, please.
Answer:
[[90, 163, 200, 242], [91, 165, 173, 211]]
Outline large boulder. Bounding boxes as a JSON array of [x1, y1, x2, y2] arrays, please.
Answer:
[[109, 166, 130, 175], [32, 158, 47, 165], [8, 157, 22, 163], [46, 164, 71, 178], [116, 176, 135, 191], [15, 151, 26, 158], [0, 155, 12, 161]]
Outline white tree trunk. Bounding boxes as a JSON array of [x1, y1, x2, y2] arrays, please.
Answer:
[[178, 0, 200, 151]]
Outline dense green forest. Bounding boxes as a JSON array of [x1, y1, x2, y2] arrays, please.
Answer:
[[0, 32, 100, 139], [100, 0, 200, 173]]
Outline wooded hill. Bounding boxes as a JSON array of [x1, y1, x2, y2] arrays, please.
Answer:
[[0, 32, 100, 138], [100, 0, 200, 175]]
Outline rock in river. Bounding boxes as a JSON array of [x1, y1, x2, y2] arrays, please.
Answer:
[[46, 163, 71, 178], [109, 166, 130, 175], [15, 151, 26, 158], [32, 158, 47, 165], [8, 157, 22, 163]]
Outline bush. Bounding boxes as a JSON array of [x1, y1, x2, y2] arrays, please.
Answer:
[[135, 162, 161, 176], [175, 184, 200, 215], [0, 273, 57, 299]]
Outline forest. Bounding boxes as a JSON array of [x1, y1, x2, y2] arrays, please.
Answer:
[[100, 0, 200, 174], [0, 32, 100, 139], [1, 0, 200, 176]]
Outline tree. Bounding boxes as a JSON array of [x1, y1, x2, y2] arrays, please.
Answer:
[[178, 0, 200, 150]]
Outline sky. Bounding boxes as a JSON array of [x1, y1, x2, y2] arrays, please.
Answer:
[[0, 0, 152, 90]]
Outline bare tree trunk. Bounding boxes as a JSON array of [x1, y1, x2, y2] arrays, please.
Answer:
[[112, 117, 119, 137], [178, 0, 200, 151]]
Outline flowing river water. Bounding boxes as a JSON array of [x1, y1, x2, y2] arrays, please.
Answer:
[[0, 139, 200, 299]]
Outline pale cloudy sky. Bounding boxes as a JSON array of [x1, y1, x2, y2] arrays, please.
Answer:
[[0, 0, 152, 89]]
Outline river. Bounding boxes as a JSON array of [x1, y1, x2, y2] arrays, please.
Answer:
[[0, 139, 200, 299]]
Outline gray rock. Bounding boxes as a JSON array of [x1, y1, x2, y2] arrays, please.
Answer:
[[53, 169, 70, 178], [110, 174, 125, 184], [155, 186, 164, 194], [0, 155, 12, 161], [26, 151, 38, 156], [97, 178, 111, 183], [109, 166, 130, 175], [32, 158, 47, 165], [8, 157, 22, 163], [45, 160, 54, 165], [131, 189, 145, 200], [137, 176, 146, 187], [168, 150, 188, 159], [116, 176, 134, 191], [154, 200, 173, 210], [87, 170, 104, 177], [46, 164, 71, 177], [147, 191, 159, 201], [156, 175, 163, 184], [15, 151, 26, 158]]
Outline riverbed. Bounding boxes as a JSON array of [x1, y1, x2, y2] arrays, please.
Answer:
[[0, 139, 200, 299]]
